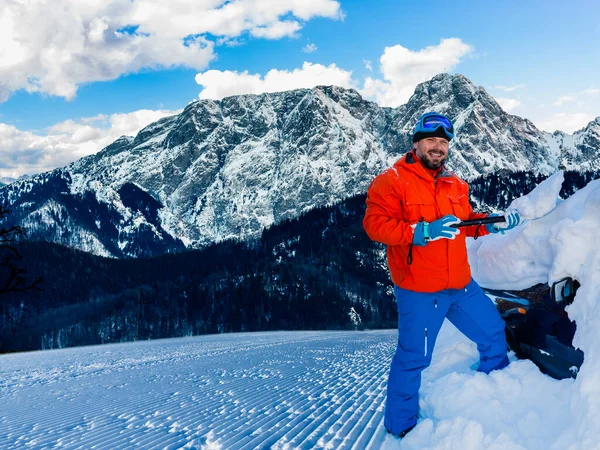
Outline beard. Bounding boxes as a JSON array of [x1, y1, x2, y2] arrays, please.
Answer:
[[419, 152, 447, 170]]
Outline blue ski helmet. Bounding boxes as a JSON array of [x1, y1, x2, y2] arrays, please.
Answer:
[[413, 112, 454, 142]]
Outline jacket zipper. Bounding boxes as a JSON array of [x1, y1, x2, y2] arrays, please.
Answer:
[[424, 328, 428, 357]]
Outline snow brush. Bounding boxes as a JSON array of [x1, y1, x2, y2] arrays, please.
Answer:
[[450, 216, 506, 228]]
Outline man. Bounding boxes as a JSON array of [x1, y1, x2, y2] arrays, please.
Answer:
[[363, 112, 520, 438]]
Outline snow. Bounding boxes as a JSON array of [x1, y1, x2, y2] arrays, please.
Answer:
[[0, 331, 392, 449], [469, 170, 600, 449], [3, 169, 600, 449]]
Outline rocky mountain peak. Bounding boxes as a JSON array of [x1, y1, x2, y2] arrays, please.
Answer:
[[1, 74, 599, 258], [584, 117, 600, 133]]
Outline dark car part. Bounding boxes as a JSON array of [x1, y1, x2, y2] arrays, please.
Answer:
[[483, 278, 584, 379]]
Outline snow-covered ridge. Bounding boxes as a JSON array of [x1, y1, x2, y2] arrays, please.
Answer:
[[1, 74, 599, 257]]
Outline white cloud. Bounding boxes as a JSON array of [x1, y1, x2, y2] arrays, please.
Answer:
[[492, 84, 525, 92], [495, 97, 521, 112], [511, 85, 600, 133], [0, 0, 342, 101], [194, 38, 472, 106], [553, 96, 576, 107], [195, 62, 354, 99], [0, 109, 180, 178], [128, 0, 342, 37], [552, 87, 599, 107], [303, 43, 318, 53], [360, 38, 473, 107], [250, 21, 302, 39], [364, 60, 373, 72], [536, 113, 595, 134]]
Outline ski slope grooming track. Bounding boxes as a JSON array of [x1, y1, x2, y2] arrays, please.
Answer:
[[0, 331, 396, 449]]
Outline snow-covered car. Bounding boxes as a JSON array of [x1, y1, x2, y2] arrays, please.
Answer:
[[483, 277, 583, 380]]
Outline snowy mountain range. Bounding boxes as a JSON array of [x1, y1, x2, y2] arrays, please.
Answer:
[[1, 73, 599, 258], [0, 174, 31, 186]]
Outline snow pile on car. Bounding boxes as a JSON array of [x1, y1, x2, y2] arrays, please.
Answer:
[[469, 170, 600, 448]]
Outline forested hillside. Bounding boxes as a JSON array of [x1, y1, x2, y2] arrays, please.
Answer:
[[1, 170, 597, 352]]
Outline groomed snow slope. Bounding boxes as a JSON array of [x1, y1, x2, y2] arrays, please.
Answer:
[[0, 328, 576, 450], [1, 331, 394, 449]]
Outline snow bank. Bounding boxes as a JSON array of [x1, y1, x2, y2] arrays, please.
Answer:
[[383, 322, 575, 450], [508, 171, 565, 221], [467, 170, 600, 449]]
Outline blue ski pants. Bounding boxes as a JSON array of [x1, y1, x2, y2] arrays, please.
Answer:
[[384, 278, 509, 435]]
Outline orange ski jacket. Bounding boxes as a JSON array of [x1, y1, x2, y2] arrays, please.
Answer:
[[363, 151, 489, 292]]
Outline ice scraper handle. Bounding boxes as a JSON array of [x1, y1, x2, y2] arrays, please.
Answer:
[[449, 216, 506, 228]]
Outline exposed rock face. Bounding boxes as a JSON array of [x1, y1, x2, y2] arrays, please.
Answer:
[[1, 74, 598, 257]]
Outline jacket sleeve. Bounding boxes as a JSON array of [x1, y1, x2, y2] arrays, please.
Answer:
[[462, 184, 491, 238], [363, 171, 415, 246]]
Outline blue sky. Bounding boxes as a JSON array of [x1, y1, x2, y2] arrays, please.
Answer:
[[0, 0, 599, 177]]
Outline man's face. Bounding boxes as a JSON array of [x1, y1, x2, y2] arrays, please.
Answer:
[[414, 137, 449, 170]]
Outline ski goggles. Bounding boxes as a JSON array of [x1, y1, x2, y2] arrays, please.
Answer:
[[413, 112, 454, 140]]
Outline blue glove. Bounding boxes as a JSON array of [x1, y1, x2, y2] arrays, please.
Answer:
[[486, 211, 521, 234], [412, 215, 460, 246]]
